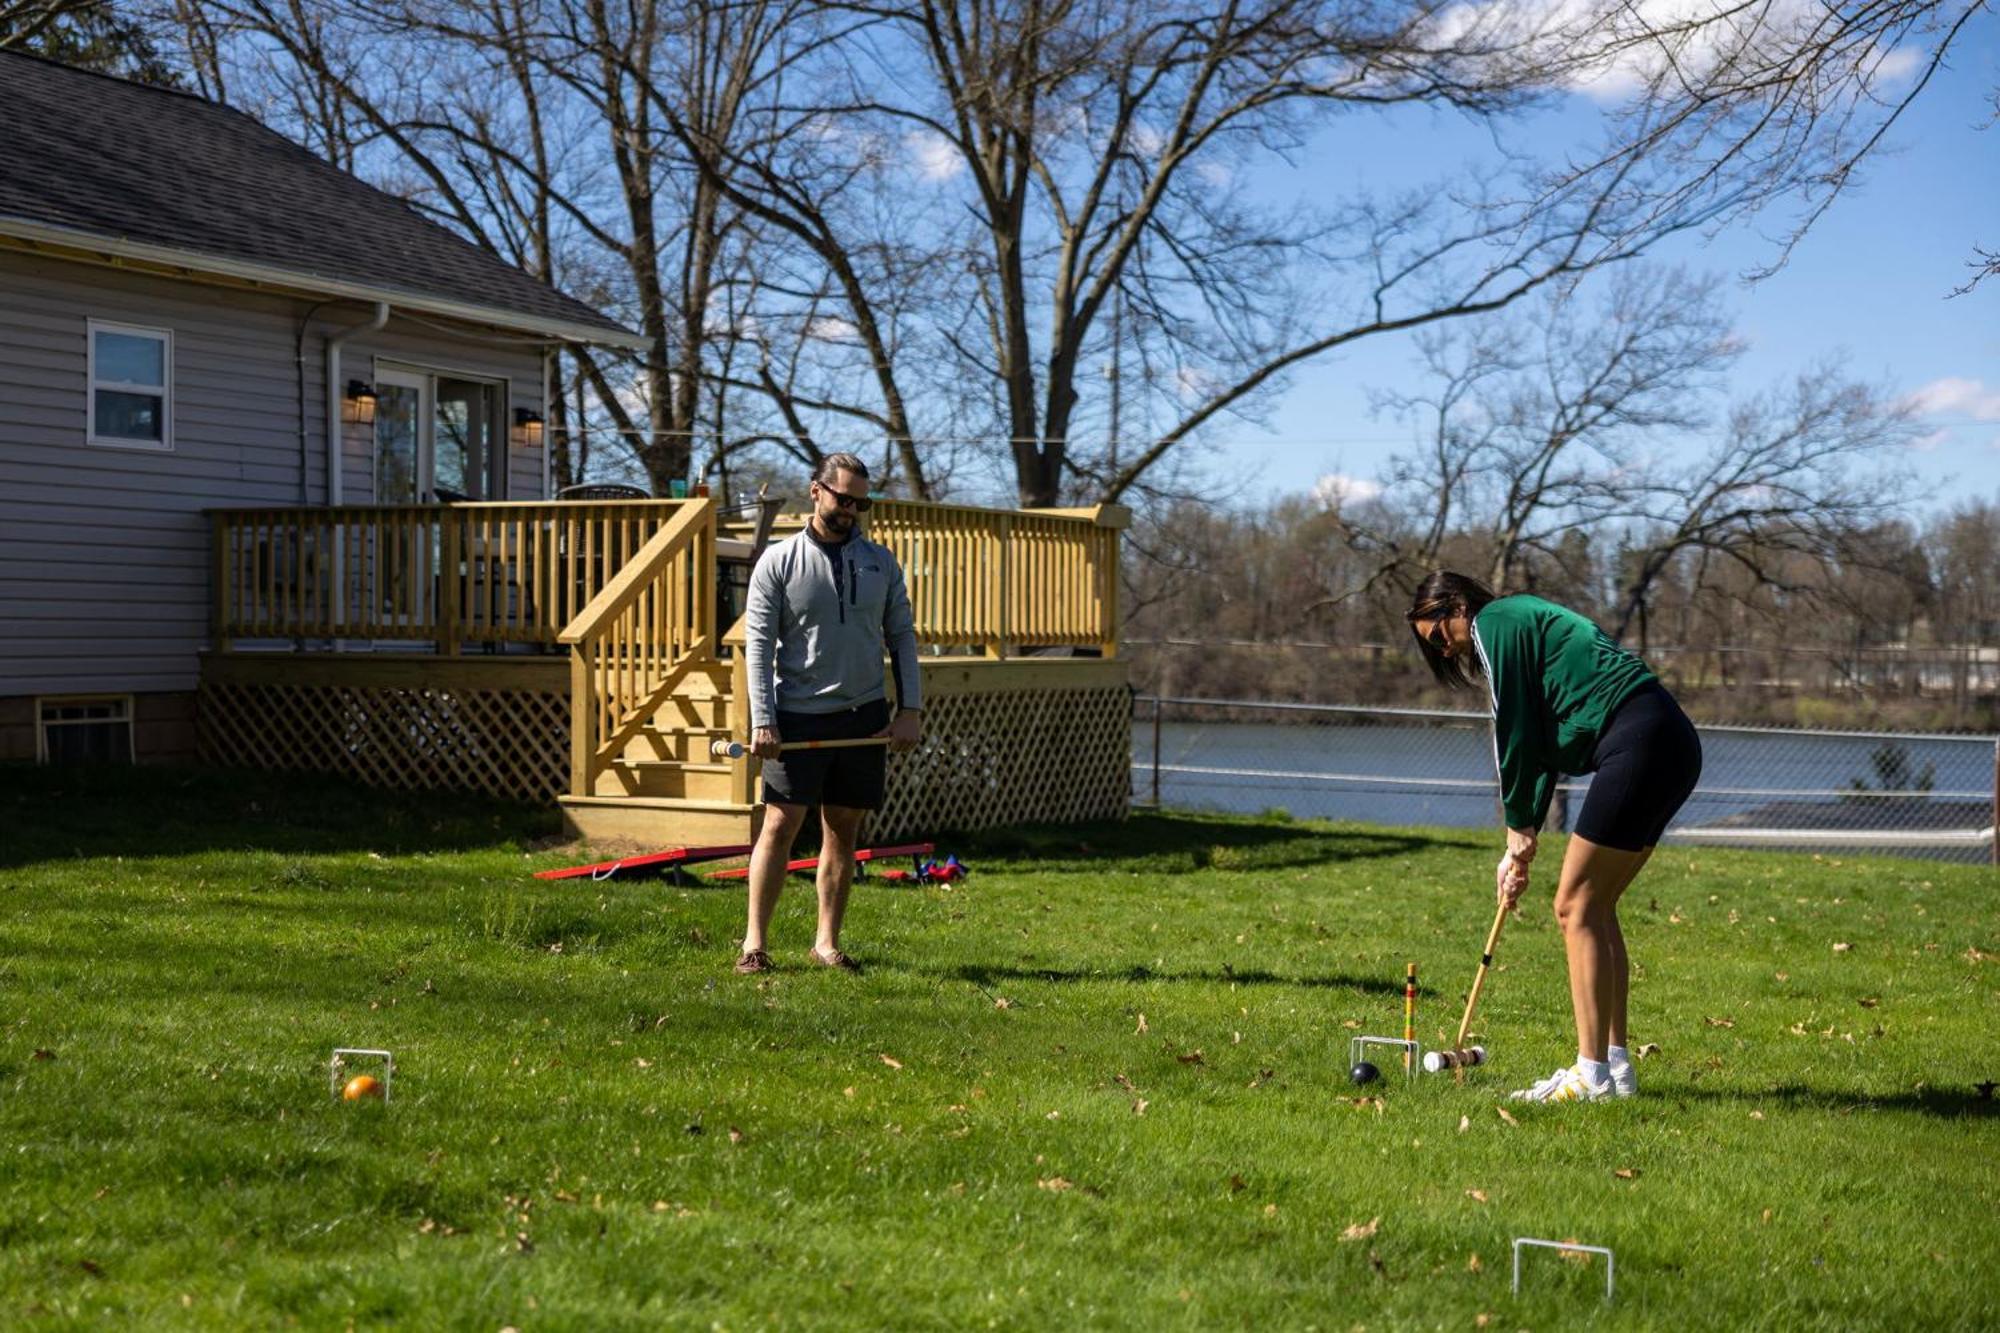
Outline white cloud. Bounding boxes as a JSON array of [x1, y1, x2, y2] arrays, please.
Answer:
[[805, 316, 861, 344], [1418, 0, 1922, 106], [1311, 473, 1384, 508], [906, 131, 964, 181], [1904, 377, 2000, 421]]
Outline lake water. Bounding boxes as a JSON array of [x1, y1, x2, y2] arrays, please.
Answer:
[[1129, 717, 1998, 862]]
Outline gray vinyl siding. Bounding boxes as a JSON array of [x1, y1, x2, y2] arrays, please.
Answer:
[[0, 249, 550, 698]]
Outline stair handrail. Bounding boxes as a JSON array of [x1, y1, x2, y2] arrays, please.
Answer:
[[557, 497, 716, 796]]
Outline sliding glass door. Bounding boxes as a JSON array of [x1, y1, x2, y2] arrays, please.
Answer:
[[372, 368, 504, 504]]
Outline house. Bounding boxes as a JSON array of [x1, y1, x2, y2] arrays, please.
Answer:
[[0, 50, 1132, 845], [0, 49, 644, 764]]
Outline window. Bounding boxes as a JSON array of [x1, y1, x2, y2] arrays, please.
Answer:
[[37, 696, 135, 765], [87, 320, 172, 450]]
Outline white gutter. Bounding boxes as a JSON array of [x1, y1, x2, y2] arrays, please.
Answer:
[[325, 302, 389, 508], [0, 216, 648, 350]]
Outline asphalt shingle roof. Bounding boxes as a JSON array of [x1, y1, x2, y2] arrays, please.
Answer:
[[0, 51, 637, 343]]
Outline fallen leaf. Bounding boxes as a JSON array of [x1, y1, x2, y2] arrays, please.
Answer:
[[31, 1049, 54, 1062], [1457, 1115, 1471, 1134], [1761, 1208, 1773, 1224], [1177, 1049, 1205, 1066], [634, 1057, 652, 1069], [1703, 1016, 1736, 1028], [1113, 1072, 1139, 1091], [1749, 1111, 1765, 1121], [77, 1259, 103, 1278], [1037, 1176, 1073, 1192], [1341, 1019, 1361, 1029], [1135, 1013, 1149, 1034], [727, 1127, 744, 1144], [1635, 1042, 1662, 1058], [1614, 1168, 1638, 1180], [1132, 1098, 1149, 1116], [1775, 971, 1790, 981], [1858, 997, 1880, 1008], [994, 997, 1015, 1010], [1338, 1216, 1381, 1242], [1465, 1188, 1489, 1203], [1475, 1312, 1490, 1327], [843, 1086, 855, 1098], [1263, 1203, 1278, 1218], [879, 1053, 904, 1070], [1468, 1255, 1483, 1274], [1229, 1174, 1246, 1194], [1496, 1107, 1519, 1127], [1557, 1238, 1593, 1266], [1833, 942, 1852, 953], [1046, 1110, 1061, 1120]]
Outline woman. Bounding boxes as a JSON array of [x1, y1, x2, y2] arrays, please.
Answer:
[[1407, 572, 1702, 1103]]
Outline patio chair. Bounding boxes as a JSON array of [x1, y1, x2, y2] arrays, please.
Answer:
[[557, 482, 651, 500]]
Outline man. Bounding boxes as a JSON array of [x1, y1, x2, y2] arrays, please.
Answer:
[[735, 453, 922, 974]]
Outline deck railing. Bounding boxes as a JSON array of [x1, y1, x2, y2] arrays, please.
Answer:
[[209, 500, 696, 650], [557, 499, 716, 796], [854, 500, 1128, 656]]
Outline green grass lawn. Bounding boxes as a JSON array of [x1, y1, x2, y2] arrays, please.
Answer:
[[2, 766, 1996, 1330]]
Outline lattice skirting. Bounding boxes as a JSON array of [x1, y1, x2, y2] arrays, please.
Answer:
[[870, 682, 1131, 842], [200, 679, 569, 804]]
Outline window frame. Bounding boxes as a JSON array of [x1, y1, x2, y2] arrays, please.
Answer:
[[36, 694, 137, 765], [86, 318, 174, 452]]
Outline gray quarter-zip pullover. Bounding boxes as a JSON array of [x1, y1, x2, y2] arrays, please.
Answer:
[[743, 526, 921, 729]]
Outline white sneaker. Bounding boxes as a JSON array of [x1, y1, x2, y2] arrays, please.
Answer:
[[1608, 1060, 1637, 1098], [1508, 1065, 1613, 1103]]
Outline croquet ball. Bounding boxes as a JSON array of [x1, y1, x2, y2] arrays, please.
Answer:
[[1350, 1061, 1380, 1086], [342, 1074, 384, 1101]]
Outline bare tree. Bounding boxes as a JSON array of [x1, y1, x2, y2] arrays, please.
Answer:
[[1606, 367, 1919, 643], [777, 0, 1986, 507]]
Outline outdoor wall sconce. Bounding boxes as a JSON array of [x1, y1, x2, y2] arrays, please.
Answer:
[[512, 407, 545, 449], [343, 379, 378, 426]]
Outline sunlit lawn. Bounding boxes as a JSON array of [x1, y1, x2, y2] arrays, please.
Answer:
[[2, 765, 1996, 1329]]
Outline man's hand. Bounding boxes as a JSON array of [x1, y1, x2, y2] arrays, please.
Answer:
[[750, 726, 782, 760], [1505, 826, 1538, 866], [883, 708, 922, 753]]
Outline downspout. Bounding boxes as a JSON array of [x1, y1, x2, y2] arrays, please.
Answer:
[[294, 301, 334, 505], [325, 302, 390, 507], [324, 303, 389, 635]]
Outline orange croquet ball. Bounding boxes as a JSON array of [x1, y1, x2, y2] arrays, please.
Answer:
[[342, 1074, 385, 1101]]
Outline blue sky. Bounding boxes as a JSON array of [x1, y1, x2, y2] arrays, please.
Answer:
[[1219, 23, 2000, 515]]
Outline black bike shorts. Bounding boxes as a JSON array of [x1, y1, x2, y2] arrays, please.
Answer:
[[1573, 682, 1703, 852], [761, 698, 891, 810]]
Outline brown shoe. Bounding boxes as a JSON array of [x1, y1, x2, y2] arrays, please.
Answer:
[[734, 948, 772, 975], [808, 946, 862, 974]]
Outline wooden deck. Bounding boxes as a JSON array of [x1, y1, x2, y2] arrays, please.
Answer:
[[199, 497, 1131, 846]]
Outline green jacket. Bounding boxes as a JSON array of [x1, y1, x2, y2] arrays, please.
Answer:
[[1470, 596, 1657, 830]]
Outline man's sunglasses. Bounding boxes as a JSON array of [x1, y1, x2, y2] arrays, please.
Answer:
[[816, 482, 873, 513]]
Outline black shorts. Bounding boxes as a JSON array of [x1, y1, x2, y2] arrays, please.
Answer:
[[1573, 683, 1703, 852], [761, 698, 891, 810]]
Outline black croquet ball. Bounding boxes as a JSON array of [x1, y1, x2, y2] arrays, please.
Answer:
[[1350, 1061, 1380, 1086]]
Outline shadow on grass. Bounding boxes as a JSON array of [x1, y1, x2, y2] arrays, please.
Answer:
[[940, 961, 1422, 999], [0, 762, 559, 869], [1671, 1081, 1998, 1121], [950, 811, 1470, 874]]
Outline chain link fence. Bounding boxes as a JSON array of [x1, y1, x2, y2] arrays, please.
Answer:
[[1131, 696, 2000, 864]]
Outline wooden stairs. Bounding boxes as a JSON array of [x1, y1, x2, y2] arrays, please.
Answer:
[[557, 659, 762, 848]]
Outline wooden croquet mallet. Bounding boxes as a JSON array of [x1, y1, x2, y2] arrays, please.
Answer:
[[709, 736, 892, 759], [1403, 962, 1417, 1072], [1445, 900, 1510, 1083]]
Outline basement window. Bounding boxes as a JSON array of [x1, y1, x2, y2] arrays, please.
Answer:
[[37, 696, 135, 766]]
